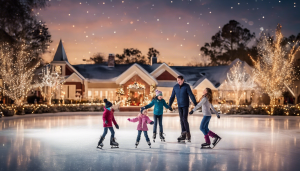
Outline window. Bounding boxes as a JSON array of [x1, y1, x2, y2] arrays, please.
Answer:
[[55, 65, 62, 75], [88, 91, 92, 97], [95, 91, 99, 97]]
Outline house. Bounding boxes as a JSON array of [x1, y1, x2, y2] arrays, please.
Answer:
[[45, 40, 257, 109]]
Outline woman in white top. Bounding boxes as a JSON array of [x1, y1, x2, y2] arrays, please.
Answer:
[[189, 88, 222, 148]]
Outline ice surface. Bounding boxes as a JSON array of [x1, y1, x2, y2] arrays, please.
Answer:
[[0, 114, 300, 171]]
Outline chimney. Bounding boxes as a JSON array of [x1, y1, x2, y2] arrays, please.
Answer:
[[151, 55, 157, 65], [108, 54, 115, 67]]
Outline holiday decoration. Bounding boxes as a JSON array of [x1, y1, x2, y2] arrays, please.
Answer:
[[250, 24, 300, 105], [224, 60, 255, 105], [0, 43, 40, 106], [37, 66, 64, 105], [127, 82, 145, 90]]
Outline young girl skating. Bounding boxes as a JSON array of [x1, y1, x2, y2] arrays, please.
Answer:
[[143, 89, 172, 142], [97, 99, 119, 149], [128, 108, 154, 148], [189, 88, 222, 149]]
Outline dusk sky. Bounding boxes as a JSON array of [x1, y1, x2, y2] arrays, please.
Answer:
[[39, 0, 300, 65]]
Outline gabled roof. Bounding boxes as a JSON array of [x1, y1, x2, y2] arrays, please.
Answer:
[[53, 40, 69, 62], [72, 63, 161, 80], [116, 63, 158, 85], [150, 63, 182, 77], [172, 65, 230, 88]]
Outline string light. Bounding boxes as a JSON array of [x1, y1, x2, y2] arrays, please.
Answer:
[[250, 24, 300, 105], [222, 60, 255, 105], [0, 42, 40, 106]]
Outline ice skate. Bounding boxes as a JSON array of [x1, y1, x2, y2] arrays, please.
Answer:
[[212, 136, 221, 148], [208, 131, 221, 148], [135, 141, 139, 148], [177, 132, 186, 143], [159, 132, 165, 142], [201, 135, 211, 149], [186, 132, 191, 142], [153, 133, 157, 142], [110, 137, 119, 148], [97, 136, 105, 149], [147, 141, 151, 148], [201, 142, 211, 149]]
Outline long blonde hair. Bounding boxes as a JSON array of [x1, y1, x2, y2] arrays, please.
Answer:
[[199, 88, 213, 104]]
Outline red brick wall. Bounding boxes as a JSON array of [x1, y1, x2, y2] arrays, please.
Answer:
[[156, 70, 176, 80], [123, 75, 150, 96], [65, 65, 74, 76]]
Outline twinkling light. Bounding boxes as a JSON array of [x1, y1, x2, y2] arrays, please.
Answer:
[[0, 42, 40, 106], [36, 67, 64, 105], [250, 24, 300, 104], [222, 60, 255, 105]]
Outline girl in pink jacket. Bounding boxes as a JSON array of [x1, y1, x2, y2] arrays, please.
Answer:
[[128, 108, 154, 148]]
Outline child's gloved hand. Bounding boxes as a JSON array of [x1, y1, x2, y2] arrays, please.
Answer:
[[127, 118, 130, 121], [105, 120, 108, 125], [217, 115, 220, 119], [189, 110, 194, 115], [115, 124, 119, 129], [150, 121, 154, 125], [169, 108, 173, 111]]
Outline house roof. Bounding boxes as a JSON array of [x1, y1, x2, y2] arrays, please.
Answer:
[[71, 58, 252, 88], [72, 63, 161, 80], [171, 65, 230, 88], [52, 40, 69, 62]]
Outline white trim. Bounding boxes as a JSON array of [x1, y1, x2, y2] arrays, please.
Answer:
[[194, 78, 217, 90], [64, 73, 83, 84], [116, 63, 158, 85], [66, 61, 85, 80], [150, 63, 181, 78]]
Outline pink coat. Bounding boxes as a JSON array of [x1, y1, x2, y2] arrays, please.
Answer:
[[128, 114, 153, 131], [102, 107, 117, 127]]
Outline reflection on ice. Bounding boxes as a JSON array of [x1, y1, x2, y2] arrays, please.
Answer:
[[0, 114, 300, 171]]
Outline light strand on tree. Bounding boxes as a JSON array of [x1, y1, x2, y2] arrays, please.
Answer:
[[0, 42, 40, 106], [249, 24, 300, 104]]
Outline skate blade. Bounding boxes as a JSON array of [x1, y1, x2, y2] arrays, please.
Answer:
[[111, 146, 119, 148], [177, 140, 186, 143], [212, 138, 222, 149], [201, 146, 212, 149]]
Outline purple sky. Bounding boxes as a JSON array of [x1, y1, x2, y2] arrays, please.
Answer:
[[38, 0, 300, 65]]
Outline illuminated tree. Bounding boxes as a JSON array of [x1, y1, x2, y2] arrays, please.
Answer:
[[0, 43, 40, 106], [37, 67, 64, 105], [224, 60, 255, 105], [250, 24, 300, 104]]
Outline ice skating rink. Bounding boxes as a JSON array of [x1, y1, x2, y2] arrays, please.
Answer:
[[0, 113, 300, 171]]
